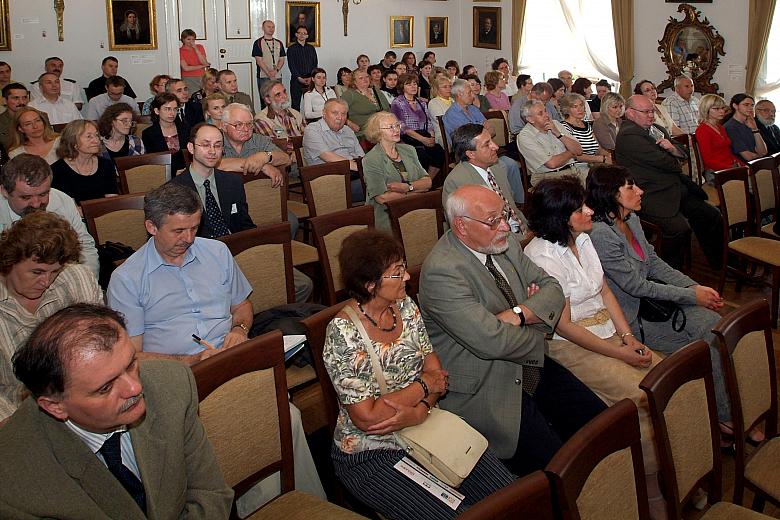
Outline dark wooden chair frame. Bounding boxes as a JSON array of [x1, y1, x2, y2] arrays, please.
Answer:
[[81, 193, 146, 245], [300, 160, 353, 218], [115, 151, 174, 194], [747, 154, 780, 240]]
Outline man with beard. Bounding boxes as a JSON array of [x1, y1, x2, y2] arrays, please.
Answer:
[[418, 185, 606, 476], [0, 303, 233, 518], [0, 154, 98, 277], [755, 99, 780, 155], [254, 80, 305, 140]]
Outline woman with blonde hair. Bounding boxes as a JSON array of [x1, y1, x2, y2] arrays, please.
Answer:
[[695, 93, 745, 172], [8, 107, 60, 164], [560, 93, 611, 167], [190, 67, 220, 107], [592, 92, 625, 151], [202, 93, 228, 129], [52, 120, 118, 204], [426, 73, 453, 146], [340, 69, 391, 141], [142, 74, 170, 115]]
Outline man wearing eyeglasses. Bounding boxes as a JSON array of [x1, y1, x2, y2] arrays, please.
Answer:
[[616, 94, 723, 270], [419, 184, 606, 477]]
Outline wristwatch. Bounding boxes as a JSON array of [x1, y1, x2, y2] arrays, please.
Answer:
[[512, 306, 526, 327], [408, 183, 414, 192], [265, 151, 273, 164], [232, 323, 249, 334]]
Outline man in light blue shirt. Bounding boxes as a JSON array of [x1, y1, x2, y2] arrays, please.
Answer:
[[85, 76, 140, 121]]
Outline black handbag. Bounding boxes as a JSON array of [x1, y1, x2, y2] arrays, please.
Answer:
[[637, 281, 686, 342]]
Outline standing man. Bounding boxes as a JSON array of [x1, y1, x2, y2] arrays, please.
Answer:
[[30, 57, 85, 110], [167, 78, 205, 126], [755, 99, 780, 155], [661, 75, 699, 134], [252, 20, 286, 108], [0, 303, 233, 518], [85, 56, 137, 100], [85, 76, 140, 121], [29, 73, 82, 125], [286, 26, 318, 111], [217, 69, 254, 115], [0, 83, 30, 149]]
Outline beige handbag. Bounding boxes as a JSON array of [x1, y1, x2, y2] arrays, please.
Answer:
[[344, 305, 488, 488]]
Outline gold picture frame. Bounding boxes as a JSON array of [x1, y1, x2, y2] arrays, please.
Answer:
[[390, 16, 413, 48], [106, 0, 157, 51], [0, 0, 10, 51], [426, 17, 447, 48], [473, 6, 500, 50], [286, 1, 321, 47]]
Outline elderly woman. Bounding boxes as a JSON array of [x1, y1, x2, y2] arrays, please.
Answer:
[[427, 74, 453, 146], [179, 29, 211, 92], [560, 93, 610, 166], [98, 102, 145, 160], [52, 120, 118, 204], [202, 93, 227, 129], [189, 67, 220, 107], [695, 94, 744, 172], [142, 93, 190, 173], [523, 175, 665, 514], [362, 112, 432, 230], [390, 75, 445, 179], [484, 71, 511, 111], [0, 211, 103, 422], [592, 92, 625, 151], [142, 74, 170, 116], [634, 80, 683, 136], [8, 107, 60, 164], [334, 67, 353, 98], [324, 229, 515, 519], [341, 69, 391, 141], [302, 67, 337, 121]]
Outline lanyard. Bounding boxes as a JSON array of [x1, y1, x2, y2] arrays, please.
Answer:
[[263, 38, 276, 64]]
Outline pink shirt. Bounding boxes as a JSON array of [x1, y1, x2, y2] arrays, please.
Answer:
[[485, 90, 511, 111], [179, 44, 207, 77]]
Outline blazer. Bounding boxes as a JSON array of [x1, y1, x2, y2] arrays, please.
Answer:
[[181, 99, 206, 127], [171, 168, 255, 237], [418, 230, 564, 458], [614, 119, 686, 219], [141, 119, 191, 175], [0, 361, 233, 519]]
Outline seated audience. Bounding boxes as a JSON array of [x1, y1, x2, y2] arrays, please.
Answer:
[[178, 29, 210, 92], [378, 51, 397, 73], [29, 57, 84, 110], [217, 69, 254, 115], [590, 79, 612, 113], [362, 112, 431, 230], [142, 93, 190, 174], [755, 99, 780, 154], [167, 78, 205, 127], [28, 73, 82, 126], [695, 94, 744, 172], [367, 64, 383, 91], [393, 62, 408, 77], [0, 212, 102, 423], [418, 61, 433, 99], [461, 64, 478, 78], [52, 120, 119, 204], [254, 80, 305, 141], [85, 56, 137, 100], [492, 58, 517, 98], [401, 51, 417, 74], [0, 303, 233, 517], [142, 74, 170, 115], [570, 78, 595, 121], [98, 102, 145, 160], [592, 92, 624, 151], [445, 60, 460, 78], [724, 93, 767, 162], [558, 70, 574, 92], [202, 92, 227, 129], [560, 93, 611, 167], [324, 228, 516, 518], [86, 76, 140, 121], [378, 68, 399, 105], [0, 83, 31, 150], [546, 77, 565, 121], [390, 74, 444, 179], [515, 74, 533, 101], [509, 81, 554, 133], [356, 54, 370, 74], [302, 67, 337, 121], [661, 75, 699, 134], [189, 67, 220, 107], [484, 70, 511, 111], [341, 69, 390, 142], [333, 66, 354, 98], [463, 74, 491, 113], [427, 73, 453, 146], [8, 107, 61, 164], [634, 79, 682, 136]]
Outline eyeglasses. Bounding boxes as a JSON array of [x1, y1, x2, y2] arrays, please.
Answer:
[[380, 123, 403, 130], [382, 263, 407, 279], [628, 107, 655, 115], [461, 210, 510, 230], [194, 142, 224, 151], [115, 118, 134, 124], [226, 121, 253, 131]]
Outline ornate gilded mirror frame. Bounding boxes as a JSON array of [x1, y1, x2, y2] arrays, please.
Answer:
[[657, 3, 725, 95]]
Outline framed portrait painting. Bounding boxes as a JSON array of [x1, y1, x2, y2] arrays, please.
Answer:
[[473, 6, 500, 50], [0, 0, 9, 51], [426, 17, 447, 48], [106, 0, 157, 50], [390, 16, 413, 48], [286, 1, 320, 47]]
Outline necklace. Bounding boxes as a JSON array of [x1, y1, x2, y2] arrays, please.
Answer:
[[358, 302, 397, 332], [70, 155, 95, 176]]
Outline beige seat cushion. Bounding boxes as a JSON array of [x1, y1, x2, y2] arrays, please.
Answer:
[[729, 237, 780, 265], [760, 222, 780, 240], [289, 200, 310, 219], [286, 365, 317, 390], [702, 501, 774, 518], [745, 436, 780, 502], [291, 241, 318, 266], [247, 490, 367, 519]]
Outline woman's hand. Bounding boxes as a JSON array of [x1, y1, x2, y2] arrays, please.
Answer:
[[421, 136, 436, 147], [364, 398, 427, 435], [619, 339, 653, 368], [386, 182, 409, 193], [422, 369, 448, 395], [694, 285, 724, 310]]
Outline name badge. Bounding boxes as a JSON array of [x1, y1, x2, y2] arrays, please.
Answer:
[[231, 203, 238, 214]]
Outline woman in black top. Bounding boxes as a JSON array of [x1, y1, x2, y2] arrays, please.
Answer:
[[142, 93, 190, 174], [98, 102, 146, 161]]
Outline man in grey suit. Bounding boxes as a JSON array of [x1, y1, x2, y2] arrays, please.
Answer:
[[419, 185, 606, 476], [0, 304, 233, 519]]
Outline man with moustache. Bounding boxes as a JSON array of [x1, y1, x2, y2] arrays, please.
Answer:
[[30, 57, 85, 110], [0, 304, 233, 518], [254, 80, 305, 140], [0, 83, 31, 150], [755, 99, 780, 155], [29, 72, 83, 125]]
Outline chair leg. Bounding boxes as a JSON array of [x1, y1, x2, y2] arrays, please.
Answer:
[[772, 267, 780, 328]]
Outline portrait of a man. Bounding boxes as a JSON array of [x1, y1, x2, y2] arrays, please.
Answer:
[[427, 17, 447, 47], [287, 3, 318, 46], [474, 7, 500, 50], [390, 16, 413, 48]]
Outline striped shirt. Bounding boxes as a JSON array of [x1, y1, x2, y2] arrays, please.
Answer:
[[562, 120, 600, 155]]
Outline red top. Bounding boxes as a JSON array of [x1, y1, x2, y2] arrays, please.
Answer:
[[695, 122, 744, 171], [179, 44, 207, 77]]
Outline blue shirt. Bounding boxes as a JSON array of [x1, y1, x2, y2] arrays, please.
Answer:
[[442, 103, 486, 143], [107, 237, 252, 355]]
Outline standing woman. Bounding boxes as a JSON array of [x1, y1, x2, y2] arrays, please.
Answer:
[[142, 93, 190, 174], [484, 71, 511, 111], [179, 29, 210, 93], [592, 92, 625, 151], [189, 67, 220, 107], [51, 120, 119, 204], [634, 80, 682, 136], [142, 74, 170, 116], [560, 93, 610, 167], [401, 52, 417, 74], [695, 94, 744, 172], [418, 61, 433, 100], [8, 108, 60, 164], [303, 68, 337, 122], [97, 102, 145, 160], [341, 69, 390, 142], [334, 66, 354, 98]]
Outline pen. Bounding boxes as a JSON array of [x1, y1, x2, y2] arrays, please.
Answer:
[[192, 334, 217, 350]]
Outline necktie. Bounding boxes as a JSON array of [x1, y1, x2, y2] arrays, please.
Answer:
[[177, 107, 185, 122], [99, 432, 147, 514], [485, 255, 540, 395], [203, 179, 231, 238], [486, 168, 526, 235]]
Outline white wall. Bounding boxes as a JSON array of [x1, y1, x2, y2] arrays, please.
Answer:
[[457, 0, 514, 76]]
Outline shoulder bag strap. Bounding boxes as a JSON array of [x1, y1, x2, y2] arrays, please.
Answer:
[[343, 304, 389, 395]]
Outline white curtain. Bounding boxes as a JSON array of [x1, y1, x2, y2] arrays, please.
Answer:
[[557, 0, 619, 82]]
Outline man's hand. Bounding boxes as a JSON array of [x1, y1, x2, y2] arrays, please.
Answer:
[[656, 138, 676, 152], [421, 136, 436, 147], [243, 154, 266, 174], [222, 328, 249, 349], [262, 163, 285, 187]]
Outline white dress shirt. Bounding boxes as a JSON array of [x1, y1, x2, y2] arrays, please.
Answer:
[[29, 96, 83, 125]]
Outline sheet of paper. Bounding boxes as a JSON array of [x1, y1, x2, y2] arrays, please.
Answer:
[[393, 457, 464, 510], [283, 335, 307, 362]]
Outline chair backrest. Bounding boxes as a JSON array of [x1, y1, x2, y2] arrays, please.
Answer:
[[546, 399, 650, 520], [670, 134, 693, 180], [385, 189, 445, 268], [192, 330, 295, 499], [134, 115, 152, 137], [713, 166, 752, 231], [81, 193, 147, 249], [688, 133, 704, 184], [272, 135, 305, 167], [639, 340, 723, 519], [115, 151, 173, 194], [483, 110, 510, 148], [242, 171, 288, 228], [219, 224, 294, 313], [310, 205, 375, 305], [747, 155, 780, 224], [301, 160, 352, 217], [457, 471, 556, 520]]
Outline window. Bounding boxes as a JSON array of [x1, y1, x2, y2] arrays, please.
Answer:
[[757, 7, 780, 106]]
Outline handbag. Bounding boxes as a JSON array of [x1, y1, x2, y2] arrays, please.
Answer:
[[637, 280, 686, 342], [343, 305, 488, 488]]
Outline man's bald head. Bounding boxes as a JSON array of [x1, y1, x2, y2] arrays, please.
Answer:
[[625, 94, 655, 128], [447, 185, 511, 254]]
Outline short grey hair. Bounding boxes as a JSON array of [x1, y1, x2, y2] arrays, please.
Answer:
[[144, 182, 201, 228], [323, 98, 348, 111], [222, 102, 253, 123], [260, 79, 283, 101], [445, 189, 470, 224], [521, 99, 545, 119], [451, 79, 470, 99], [674, 75, 693, 89], [559, 93, 587, 118]]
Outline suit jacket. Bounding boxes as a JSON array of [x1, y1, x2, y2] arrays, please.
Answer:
[[141, 119, 191, 175], [181, 99, 206, 127], [225, 92, 255, 116], [614, 119, 686, 219], [757, 118, 780, 155], [171, 168, 255, 237], [418, 230, 564, 458], [0, 361, 233, 519]]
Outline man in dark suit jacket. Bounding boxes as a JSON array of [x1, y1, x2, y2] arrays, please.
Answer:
[[0, 303, 232, 518], [168, 78, 206, 127], [756, 100, 780, 155], [616, 94, 723, 269]]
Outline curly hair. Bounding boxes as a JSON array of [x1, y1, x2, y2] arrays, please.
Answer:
[[338, 229, 404, 304], [585, 164, 635, 224], [527, 175, 586, 246], [97, 102, 135, 138], [0, 211, 81, 275]]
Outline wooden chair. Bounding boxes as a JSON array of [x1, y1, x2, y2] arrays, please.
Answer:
[[747, 155, 780, 240], [300, 160, 352, 217], [713, 167, 780, 326], [134, 115, 152, 137], [671, 134, 695, 182], [115, 151, 173, 194], [310, 205, 374, 305], [191, 331, 365, 520], [435, 115, 455, 186], [81, 193, 147, 249], [483, 110, 510, 148], [273, 135, 305, 195], [639, 340, 774, 519], [517, 153, 532, 212], [545, 399, 650, 520], [712, 298, 780, 511], [456, 471, 556, 520], [52, 123, 68, 133]]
